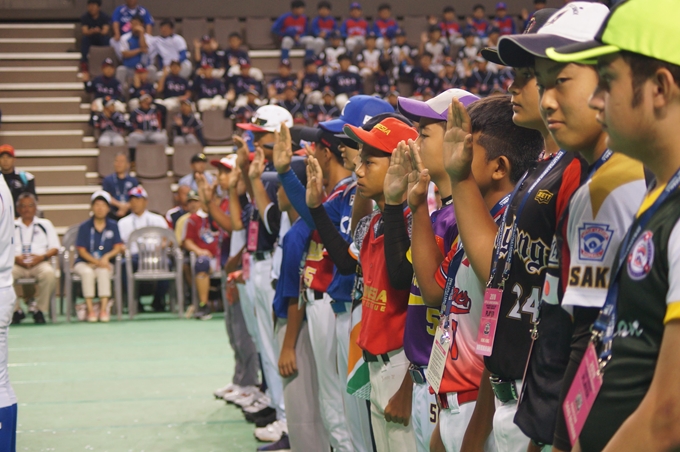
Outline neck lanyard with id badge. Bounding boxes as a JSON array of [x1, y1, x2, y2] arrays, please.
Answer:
[[476, 150, 566, 357], [247, 208, 260, 252], [90, 225, 109, 259], [20, 223, 37, 263], [562, 166, 680, 446], [426, 194, 511, 394]]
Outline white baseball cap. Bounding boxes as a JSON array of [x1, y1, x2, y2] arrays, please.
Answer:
[[210, 154, 238, 171], [497, 2, 610, 67], [91, 190, 112, 205], [236, 105, 294, 133]]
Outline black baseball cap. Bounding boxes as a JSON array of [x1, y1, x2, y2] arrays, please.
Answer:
[[297, 127, 343, 157], [261, 156, 307, 186], [191, 153, 207, 163]]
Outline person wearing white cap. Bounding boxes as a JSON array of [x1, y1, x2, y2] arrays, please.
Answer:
[[74, 190, 124, 322]]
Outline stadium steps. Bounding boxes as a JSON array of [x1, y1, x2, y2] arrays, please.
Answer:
[[0, 129, 84, 148], [0, 37, 77, 53], [0, 97, 82, 115], [0, 23, 76, 39], [0, 66, 80, 83], [16, 165, 88, 186]]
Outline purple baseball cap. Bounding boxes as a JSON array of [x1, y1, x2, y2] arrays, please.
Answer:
[[496, 2, 507, 10], [397, 89, 479, 123], [350, 2, 361, 10]]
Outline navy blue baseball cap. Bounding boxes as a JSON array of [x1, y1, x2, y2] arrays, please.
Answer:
[[319, 95, 394, 134]]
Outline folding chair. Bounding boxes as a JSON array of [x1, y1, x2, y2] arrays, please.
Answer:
[[14, 256, 59, 323], [172, 142, 204, 177], [125, 226, 185, 319], [189, 251, 226, 315]]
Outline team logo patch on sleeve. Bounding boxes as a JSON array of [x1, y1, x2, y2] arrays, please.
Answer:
[[578, 223, 613, 262], [627, 231, 654, 281]]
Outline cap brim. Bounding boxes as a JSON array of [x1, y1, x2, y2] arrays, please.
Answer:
[[545, 40, 620, 64], [297, 127, 323, 145], [498, 34, 581, 67], [236, 122, 268, 132], [481, 47, 504, 65], [319, 118, 346, 134], [398, 97, 447, 122], [343, 124, 371, 148], [210, 159, 234, 170]]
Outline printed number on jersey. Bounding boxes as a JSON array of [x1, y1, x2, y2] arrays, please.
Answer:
[[507, 283, 540, 323]]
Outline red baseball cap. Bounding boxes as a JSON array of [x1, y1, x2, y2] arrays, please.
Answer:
[[0, 144, 15, 157], [210, 154, 237, 171], [343, 117, 418, 154]]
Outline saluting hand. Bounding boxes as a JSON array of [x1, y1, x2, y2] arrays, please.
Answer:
[[233, 135, 250, 169], [443, 99, 474, 183], [383, 141, 414, 205], [227, 164, 242, 191], [306, 156, 325, 208], [248, 147, 266, 180], [273, 123, 293, 174], [407, 139, 431, 212]]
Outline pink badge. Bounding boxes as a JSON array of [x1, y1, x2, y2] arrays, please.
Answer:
[[475, 288, 503, 356], [242, 252, 251, 280], [563, 342, 603, 446], [247, 220, 259, 252]]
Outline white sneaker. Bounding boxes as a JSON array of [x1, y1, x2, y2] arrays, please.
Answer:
[[214, 383, 239, 399], [242, 396, 271, 414], [224, 385, 259, 403], [232, 388, 264, 407], [255, 420, 287, 443]]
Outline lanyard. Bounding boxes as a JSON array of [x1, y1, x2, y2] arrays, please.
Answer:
[[442, 194, 511, 327], [588, 149, 613, 180], [90, 226, 108, 255], [132, 213, 148, 230], [488, 150, 566, 288], [593, 167, 680, 368], [20, 223, 36, 246]]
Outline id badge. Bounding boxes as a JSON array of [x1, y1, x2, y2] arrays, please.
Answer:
[[475, 288, 503, 356], [242, 252, 251, 280], [93, 251, 102, 259], [21, 244, 31, 255], [200, 230, 215, 245], [563, 342, 603, 446], [247, 221, 259, 252], [426, 321, 451, 395]]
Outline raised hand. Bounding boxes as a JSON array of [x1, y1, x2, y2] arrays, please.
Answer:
[[227, 164, 241, 191], [248, 146, 266, 180], [443, 99, 474, 183], [306, 156, 325, 208], [273, 123, 293, 173], [406, 139, 431, 212], [233, 135, 250, 169], [383, 141, 414, 205]]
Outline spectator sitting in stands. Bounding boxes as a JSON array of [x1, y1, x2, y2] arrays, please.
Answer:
[[328, 53, 362, 109], [440, 58, 462, 90], [80, 0, 111, 73], [401, 52, 441, 99], [356, 32, 381, 78], [486, 26, 501, 49], [280, 85, 305, 124], [116, 14, 156, 85], [268, 60, 298, 103], [371, 3, 398, 48], [389, 28, 416, 79], [194, 65, 227, 112], [0, 145, 36, 209], [102, 152, 138, 219], [128, 93, 168, 157], [74, 190, 124, 323], [492, 2, 516, 36], [457, 30, 480, 77], [318, 30, 346, 74], [226, 86, 261, 123], [92, 98, 129, 147], [178, 153, 215, 194], [373, 60, 392, 98], [151, 19, 192, 80], [440, 6, 464, 48], [84, 58, 125, 113], [155, 60, 191, 111], [222, 33, 249, 70], [306, 88, 339, 125], [110, 0, 154, 59], [341, 2, 369, 53], [193, 35, 222, 78], [522, 0, 547, 31], [117, 185, 170, 312], [273, 0, 324, 61], [298, 58, 323, 106], [11, 193, 59, 325], [127, 64, 155, 111], [226, 61, 263, 108], [465, 57, 500, 96], [173, 100, 205, 146], [421, 86, 435, 101], [166, 185, 191, 230], [420, 25, 448, 73], [466, 4, 490, 45], [310, 1, 337, 41]]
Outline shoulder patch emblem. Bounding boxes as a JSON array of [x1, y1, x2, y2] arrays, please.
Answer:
[[535, 189, 554, 204], [627, 231, 654, 281], [578, 223, 613, 262]]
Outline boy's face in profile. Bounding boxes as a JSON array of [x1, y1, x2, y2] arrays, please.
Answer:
[[355, 146, 390, 200], [229, 36, 241, 49]]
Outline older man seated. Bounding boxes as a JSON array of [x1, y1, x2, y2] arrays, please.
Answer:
[[12, 193, 60, 324]]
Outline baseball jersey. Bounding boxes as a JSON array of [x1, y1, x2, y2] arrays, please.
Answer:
[[440, 20, 461, 37], [271, 13, 308, 37], [223, 48, 250, 67], [85, 75, 123, 100], [301, 73, 324, 93], [112, 5, 154, 34], [465, 69, 500, 97], [310, 16, 337, 37], [329, 71, 363, 95], [270, 75, 298, 95], [173, 113, 205, 145], [273, 218, 311, 319], [75, 217, 123, 264], [515, 152, 645, 444], [409, 68, 441, 95], [356, 49, 382, 72], [580, 186, 680, 452], [13, 218, 60, 257], [129, 81, 156, 100], [485, 151, 586, 380], [0, 177, 14, 288], [469, 18, 490, 37], [91, 111, 128, 134], [193, 77, 226, 99], [493, 16, 517, 35], [228, 76, 262, 96], [102, 173, 139, 205], [372, 18, 398, 38], [165, 206, 187, 230], [119, 32, 153, 68], [319, 45, 347, 68], [130, 106, 162, 132], [404, 204, 458, 367], [117, 210, 169, 255], [306, 103, 340, 124], [199, 50, 221, 69], [153, 34, 188, 67], [163, 74, 190, 98], [185, 211, 222, 259], [340, 18, 369, 37], [241, 171, 281, 253]]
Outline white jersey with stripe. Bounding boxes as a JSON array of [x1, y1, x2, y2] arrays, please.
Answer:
[[0, 177, 14, 289]]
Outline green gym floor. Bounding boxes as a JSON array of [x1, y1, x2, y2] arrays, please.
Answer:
[[10, 311, 261, 452]]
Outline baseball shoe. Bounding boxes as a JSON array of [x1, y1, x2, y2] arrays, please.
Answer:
[[255, 420, 287, 443], [241, 395, 271, 414], [232, 389, 266, 408], [214, 383, 239, 399], [246, 407, 277, 427], [196, 304, 212, 320], [256, 433, 290, 451], [224, 385, 259, 403], [11, 310, 25, 325], [32, 310, 46, 324]]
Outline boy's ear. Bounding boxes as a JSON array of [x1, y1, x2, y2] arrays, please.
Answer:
[[491, 155, 510, 182]]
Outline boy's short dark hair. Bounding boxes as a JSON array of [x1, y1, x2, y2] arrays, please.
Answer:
[[420, 51, 434, 60], [443, 6, 455, 14], [228, 32, 242, 40], [87, 0, 102, 6], [318, 1, 331, 10], [338, 53, 352, 62], [131, 14, 144, 24], [160, 18, 174, 28], [620, 51, 680, 108], [378, 3, 391, 12], [291, 0, 305, 9], [473, 4, 486, 11], [469, 95, 543, 183]]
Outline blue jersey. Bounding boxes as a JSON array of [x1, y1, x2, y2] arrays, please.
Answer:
[[112, 5, 154, 34], [85, 75, 123, 100], [273, 218, 311, 319], [102, 173, 139, 204], [75, 217, 122, 263], [163, 74, 190, 98]]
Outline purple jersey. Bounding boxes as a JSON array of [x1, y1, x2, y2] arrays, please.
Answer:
[[404, 205, 458, 367]]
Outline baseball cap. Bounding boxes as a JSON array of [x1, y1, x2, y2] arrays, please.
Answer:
[[236, 105, 294, 133], [0, 144, 15, 157], [280, 59, 292, 68], [191, 153, 207, 163], [134, 63, 147, 73], [343, 117, 418, 155], [201, 35, 211, 43], [91, 190, 111, 205], [350, 2, 361, 10], [395, 28, 406, 37], [481, 8, 558, 65], [210, 154, 238, 171], [139, 92, 153, 101], [496, 2, 507, 10], [322, 88, 335, 97], [496, 2, 609, 68], [128, 186, 148, 198], [102, 57, 114, 67], [297, 127, 343, 156], [398, 88, 480, 123], [247, 85, 260, 96], [319, 95, 394, 134], [366, 31, 377, 39], [239, 59, 251, 68], [187, 190, 200, 201], [546, 0, 680, 67]]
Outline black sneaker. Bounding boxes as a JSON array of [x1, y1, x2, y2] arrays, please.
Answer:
[[32, 310, 46, 324], [245, 407, 276, 427], [195, 304, 212, 320], [11, 310, 26, 325], [256, 434, 290, 451]]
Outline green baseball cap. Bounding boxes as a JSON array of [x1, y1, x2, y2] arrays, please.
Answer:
[[546, 0, 679, 66]]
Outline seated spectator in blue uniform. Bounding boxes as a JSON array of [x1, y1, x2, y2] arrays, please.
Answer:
[[309, 1, 337, 40], [84, 58, 125, 113], [128, 94, 168, 157], [92, 98, 129, 147], [116, 15, 156, 85], [492, 2, 516, 35], [227, 61, 263, 107], [340, 2, 370, 53], [328, 53, 363, 109], [299, 58, 324, 105], [306, 89, 339, 125], [74, 190, 124, 323], [371, 3, 398, 47], [127, 64, 155, 111], [280, 85, 306, 125], [150, 19, 192, 80], [226, 86, 261, 123], [110, 0, 154, 60], [400, 52, 441, 99], [273, 0, 324, 60], [102, 152, 139, 219], [178, 153, 215, 193], [173, 100, 206, 146], [155, 60, 191, 111], [466, 3, 490, 43], [194, 65, 227, 112], [268, 60, 299, 102], [193, 35, 222, 78], [464, 57, 500, 96], [80, 0, 111, 72], [222, 33, 249, 70]]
